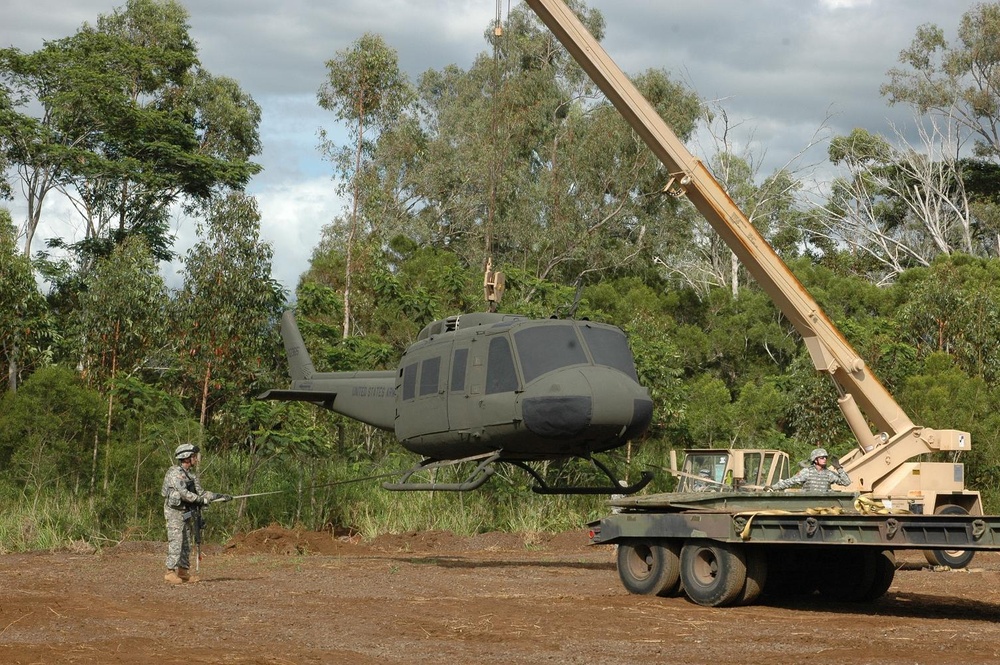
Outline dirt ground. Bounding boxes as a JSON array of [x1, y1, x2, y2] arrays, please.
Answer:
[[4, 525, 1000, 665]]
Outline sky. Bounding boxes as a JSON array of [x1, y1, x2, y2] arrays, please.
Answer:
[[3, 0, 984, 295]]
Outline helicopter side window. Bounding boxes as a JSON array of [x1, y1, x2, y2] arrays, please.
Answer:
[[402, 363, 418, 401], [419, 357, 441, 397], [581, 326, 640, 381], [451, 348, 468, 393], [513, 325, 588, 384], [486, 336, 518, 394]]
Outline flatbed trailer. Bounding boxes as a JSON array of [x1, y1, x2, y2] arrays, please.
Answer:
[[590, 492, 1000, 606]]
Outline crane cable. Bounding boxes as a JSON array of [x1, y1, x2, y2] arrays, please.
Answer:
[[486, 0, 508, 262]]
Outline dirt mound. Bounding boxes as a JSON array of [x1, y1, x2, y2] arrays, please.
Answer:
[[224, 522, 366, 555]]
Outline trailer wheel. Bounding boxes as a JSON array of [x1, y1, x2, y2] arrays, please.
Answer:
[[616, 540, 681, 596], [860, 550, 896, 601], [924, 505, 976, 569], [816, 548, 876, 602], [680, 540, 747, 607], [736, 546, 768, 606]]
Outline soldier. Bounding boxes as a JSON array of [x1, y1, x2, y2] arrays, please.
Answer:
[[768, 447, 850, 492], [161, 443, 231, 584]]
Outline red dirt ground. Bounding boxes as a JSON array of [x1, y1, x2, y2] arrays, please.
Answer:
[[4, 525, 1000, 664]]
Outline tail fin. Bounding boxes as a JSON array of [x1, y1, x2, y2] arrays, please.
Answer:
[[280, 310, 315, 380]]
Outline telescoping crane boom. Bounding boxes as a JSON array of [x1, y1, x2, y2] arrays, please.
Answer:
[[523, 0, 980, 517]]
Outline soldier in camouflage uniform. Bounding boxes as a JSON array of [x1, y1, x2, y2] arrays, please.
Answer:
[[161, 443, 231, 584], [768, 447, 850, 492]]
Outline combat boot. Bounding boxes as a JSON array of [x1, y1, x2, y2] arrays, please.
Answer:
[[164, 569, 184, 585], [177, 567, 199, 583]]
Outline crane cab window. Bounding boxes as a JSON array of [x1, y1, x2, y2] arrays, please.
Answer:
[[513, 324, 588, 384], [401, 363, 417, 401], [419, 356, 441, 397], [486, 337, 518, 394]]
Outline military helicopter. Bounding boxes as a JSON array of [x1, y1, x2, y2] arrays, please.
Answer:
[[259, 266, 654, 494]]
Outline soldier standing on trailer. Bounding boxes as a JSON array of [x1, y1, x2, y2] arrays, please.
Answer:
[[768, 448, 850, 492]]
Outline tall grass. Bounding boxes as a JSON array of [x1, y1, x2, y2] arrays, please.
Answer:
[[0, 450, 624, 552]]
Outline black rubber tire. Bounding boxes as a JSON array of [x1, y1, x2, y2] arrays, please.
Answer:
[[816, 548, 877, 602], [737, 546, 769, 606], [617, 540, 681, 596], [924, 505, 976, 569], [680, 539, 747, 607], [860, 550, 896, 601]]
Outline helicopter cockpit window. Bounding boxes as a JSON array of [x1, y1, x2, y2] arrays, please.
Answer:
[[402, 363, 417, 401], [513, 325, 588, 384], [451, 348, 468, 392], [419, 356, 441, 397], [581, 326, 640, 381], [486, 336, 518, 394]]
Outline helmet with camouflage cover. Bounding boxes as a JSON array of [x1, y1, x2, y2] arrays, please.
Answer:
[[809, 447, 829, 463], [174, 443, 200, 460]]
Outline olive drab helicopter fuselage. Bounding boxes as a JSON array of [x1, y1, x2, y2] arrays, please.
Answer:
[[259, 310, 654, 493]]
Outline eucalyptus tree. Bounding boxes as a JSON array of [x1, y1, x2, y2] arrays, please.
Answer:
[[821, 125, 976, 283], [173, 193, 284, 433], [881, 2, 1000, 257], [0, 210, 47, 392], [0, 0, 262, 265], [317, 32, 413, 339], [78, 235, 169, 489]]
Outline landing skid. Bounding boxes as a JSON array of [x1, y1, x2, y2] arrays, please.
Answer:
[[510, 457, 654, 495], [382, 453, 500, 492], [383, 451, 653, 495]]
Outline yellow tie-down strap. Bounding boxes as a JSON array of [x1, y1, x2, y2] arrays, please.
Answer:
[[736, 494, 911, 540]]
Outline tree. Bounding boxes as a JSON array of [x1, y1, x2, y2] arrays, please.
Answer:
[[0, 0, 262, 264], [882, 3, 1000, 161], [820, 124, 976, 282], [317, 33, 412, 339], [173, 193, 284, 432], [78, 235, 169, 490], [0, 209, 47, 392]]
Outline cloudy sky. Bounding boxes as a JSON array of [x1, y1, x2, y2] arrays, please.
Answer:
[[4, 0, 983, 295]]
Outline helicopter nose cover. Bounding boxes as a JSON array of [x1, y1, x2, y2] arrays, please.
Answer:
[[522, 395, 592, 437]]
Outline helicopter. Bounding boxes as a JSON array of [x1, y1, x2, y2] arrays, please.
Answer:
[[258, 268, 654, 494]]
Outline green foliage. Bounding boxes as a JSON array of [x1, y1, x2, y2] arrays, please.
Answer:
[[0, 211, 49, 389], [0, 366, 105, 490]]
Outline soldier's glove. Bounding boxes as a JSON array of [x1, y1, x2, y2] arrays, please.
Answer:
[[199, 495, 212, 505], [219, 494, 233, 502], [829, 456, 842, 470], [763, 485, 775, 492]]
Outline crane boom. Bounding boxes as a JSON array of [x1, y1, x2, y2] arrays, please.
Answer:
[[524, 0, 975, 502]]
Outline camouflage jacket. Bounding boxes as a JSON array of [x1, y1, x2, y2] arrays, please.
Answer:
[[161, 465, 216, 510], [771, 464, 850, 492]]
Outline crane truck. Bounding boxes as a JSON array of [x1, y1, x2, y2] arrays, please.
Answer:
[[523, 0, 999, 606]]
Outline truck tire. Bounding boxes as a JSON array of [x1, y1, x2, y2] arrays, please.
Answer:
[[680, 540, 747, 607], [816, 548, 876, 602], [736, 546, 768, 606], [860, 550, 896, 601], [616, 540, 681, 596], [924, 505, 976, 569]]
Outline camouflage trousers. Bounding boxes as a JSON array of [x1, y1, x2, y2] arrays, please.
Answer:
[[164, 507, 191, 570]]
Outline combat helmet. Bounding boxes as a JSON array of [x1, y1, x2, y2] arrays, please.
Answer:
[[174, 443, 200, 460], [809, 447, 829, 463]]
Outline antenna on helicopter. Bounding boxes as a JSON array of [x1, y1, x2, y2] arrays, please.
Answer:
[[483, 257, 505, 313]]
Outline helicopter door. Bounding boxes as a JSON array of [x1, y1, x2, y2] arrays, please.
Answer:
[[414, 352, 448, 436], [447, 344, 475, 433], [476, 335, 519, 434]]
